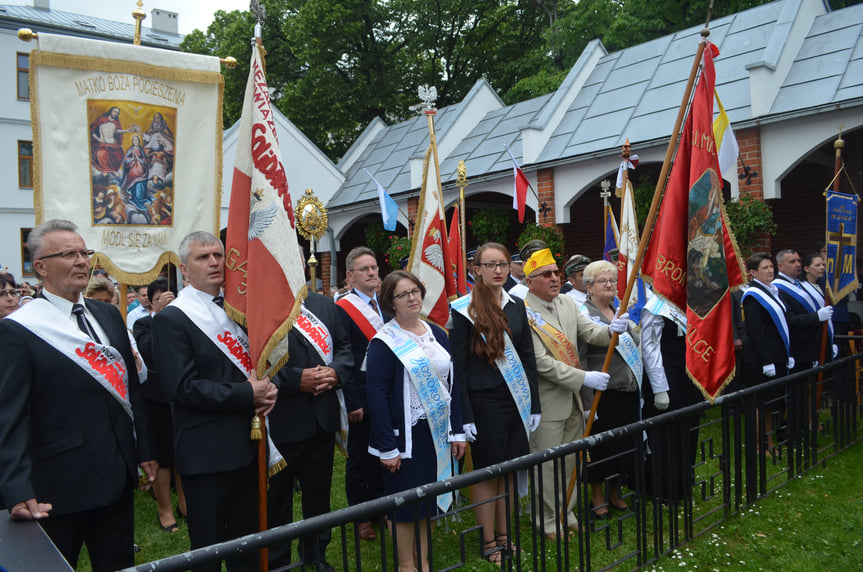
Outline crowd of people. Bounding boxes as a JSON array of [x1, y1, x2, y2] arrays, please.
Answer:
[[0, 219, 848, 572]]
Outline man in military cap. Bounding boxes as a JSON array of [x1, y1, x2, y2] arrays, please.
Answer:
[[563, 254, 591, 305]]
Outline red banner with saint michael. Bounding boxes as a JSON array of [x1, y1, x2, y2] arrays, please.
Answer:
[[642, 42, 745, 400], [224, 46, 306, 377]]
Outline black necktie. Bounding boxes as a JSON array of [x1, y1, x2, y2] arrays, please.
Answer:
[[72, 303, 101, 344], [212, 295, 224, 308], [369, 299, 379, 315]]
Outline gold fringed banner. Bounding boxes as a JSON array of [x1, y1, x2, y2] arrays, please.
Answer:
[[30, 33, 223, 281]]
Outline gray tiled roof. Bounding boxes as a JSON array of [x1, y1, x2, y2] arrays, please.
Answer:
[[0, 4, 183, 49], [329, 103, 462, 208], [536, 1, 786, 162], [771, 4, 863, 114]]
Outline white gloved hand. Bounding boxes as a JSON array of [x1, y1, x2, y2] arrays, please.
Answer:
[[762, 363, 776, 377], [817, 306, 834, 322], [833, 344, 839, 359], [528, 414, 541, 433], [787, 356, 795, 370], [463, 423, 477, 442], [609, 312, 630, 334], [583, 371, 610, 391], [654, 391, 670, 411]]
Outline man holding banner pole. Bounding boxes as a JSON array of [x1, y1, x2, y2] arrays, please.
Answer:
[[153, 231, 279, 572]]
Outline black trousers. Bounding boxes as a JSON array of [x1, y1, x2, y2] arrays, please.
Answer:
[[268, 429, 335, 568], [182, 462, 259, 572], [345, 413, 384, 508], [39, 486, 133, 572]]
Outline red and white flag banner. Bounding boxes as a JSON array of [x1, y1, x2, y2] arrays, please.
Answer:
[[224, 47, 306, 377], [407, 144, 457, 327]]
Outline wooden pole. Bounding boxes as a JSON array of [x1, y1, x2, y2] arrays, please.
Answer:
[[563, 31, 711, 511], [816, 131, 845, 398], [253, 28, 270, 572]]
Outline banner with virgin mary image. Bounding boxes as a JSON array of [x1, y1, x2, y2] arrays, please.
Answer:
[[29, 33, 223, 282]]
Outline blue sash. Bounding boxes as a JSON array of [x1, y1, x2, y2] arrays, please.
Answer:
[[742, 285, 790, 356], [451, 294, 532, 436], [373, 322, 455, 512], [799, 281, 834, 343], [774, 278, 818, 313]]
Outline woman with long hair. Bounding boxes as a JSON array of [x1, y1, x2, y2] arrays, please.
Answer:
[[450, 242, 539, 563], [366, 270, 465, 572]]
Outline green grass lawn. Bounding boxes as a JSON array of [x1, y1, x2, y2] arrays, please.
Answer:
[[75, 407, 862, 571]]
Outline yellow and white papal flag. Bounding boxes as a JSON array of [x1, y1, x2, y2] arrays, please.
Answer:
[[713, 90, 739, 181]]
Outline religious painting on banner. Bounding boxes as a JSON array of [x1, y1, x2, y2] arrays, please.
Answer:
[[29, 34, 223, 282], [642, 42, 745, 401], [825, 190, 859, 302], [88, 102, 176, 226]]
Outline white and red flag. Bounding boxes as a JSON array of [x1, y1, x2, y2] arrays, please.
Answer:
[[407, 142, 458, 327], [505, 146, 530, 223], [224, 46, 306, 377]]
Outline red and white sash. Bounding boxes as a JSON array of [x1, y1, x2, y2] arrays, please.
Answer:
[[336, 293, 384, 342], [294, 305, 334, 365], [8, 298, 132, 421], [171, 286, 284, 471]]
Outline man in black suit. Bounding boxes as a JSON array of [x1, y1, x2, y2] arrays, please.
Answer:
[[267, 257, 353, 572], [153, 231, 278, 572], [774, 249, 833, 372], [0, 219, 156, 571], [336, 246, 387, 541]]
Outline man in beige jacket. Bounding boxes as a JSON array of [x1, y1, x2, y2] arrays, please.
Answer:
[[521, 248, 627, 538]]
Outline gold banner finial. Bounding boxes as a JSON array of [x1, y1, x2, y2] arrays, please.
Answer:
[[132, 0, 147, 46], [17, 28, 36, 42]]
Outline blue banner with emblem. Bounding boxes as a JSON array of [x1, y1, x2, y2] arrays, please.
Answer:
[[825, 190, 859, 301]]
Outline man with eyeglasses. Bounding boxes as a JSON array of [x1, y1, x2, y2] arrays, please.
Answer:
[[521, 248, 628, 538], [335, 247, 388, 541], [0, 219, 156, 571]]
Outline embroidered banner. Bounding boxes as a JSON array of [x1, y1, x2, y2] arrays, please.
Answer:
[[29, 34, 223, 282], [825, 190, 859, 302]]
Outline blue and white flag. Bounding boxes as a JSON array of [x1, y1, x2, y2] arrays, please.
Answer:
[[365, 168, 399, 231]]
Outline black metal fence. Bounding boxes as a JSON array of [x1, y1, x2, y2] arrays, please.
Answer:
[[124, 352, 863, 571]]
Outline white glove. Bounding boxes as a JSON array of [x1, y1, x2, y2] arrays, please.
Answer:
[[787, 356, 795, 370], [528, 414, 541, 433], [833, 344, 839, 358], [609, 312, 630, 334], [583, 371, 610, 391], [654, 391, 670, 411], [762, 363, 776, 377], [817, 306, 833, 322], [463, 423, 477, 442]]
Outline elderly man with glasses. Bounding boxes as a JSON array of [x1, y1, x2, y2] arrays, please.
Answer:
[[521, 248, 627, 538], [0, 219, 156, 571]]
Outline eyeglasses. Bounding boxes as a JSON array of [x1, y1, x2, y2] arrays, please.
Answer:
[[351, 265, 379, 273], [0, 289, 21, 299], [37, 249, 95, 261], [532, 270, 561, 279], [594, 278, 618, 286], [393, 287, 422, 301], [479, 262, 510, 271]]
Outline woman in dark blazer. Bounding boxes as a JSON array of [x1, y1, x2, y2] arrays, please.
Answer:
[[367, 270, 465, 572], [741, 252, 791, 452], [450, 242, 539, 563]]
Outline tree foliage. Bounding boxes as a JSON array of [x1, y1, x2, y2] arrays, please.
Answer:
[[181, 0, 799, 159]]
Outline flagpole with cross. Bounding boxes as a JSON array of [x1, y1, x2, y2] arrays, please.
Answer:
[[563, 23, 716, 511]]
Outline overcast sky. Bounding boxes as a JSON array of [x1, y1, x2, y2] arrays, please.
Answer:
[[10, 0, 249, 35]]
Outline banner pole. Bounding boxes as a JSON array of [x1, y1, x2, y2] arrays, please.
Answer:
[[563, 30, 710, 513]]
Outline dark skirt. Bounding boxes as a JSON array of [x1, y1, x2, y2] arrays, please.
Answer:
[[585, 388, 639, 484], [468, 383, 529, 469], [145, 399, 175, 467], [382, 419, 438, 522]]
